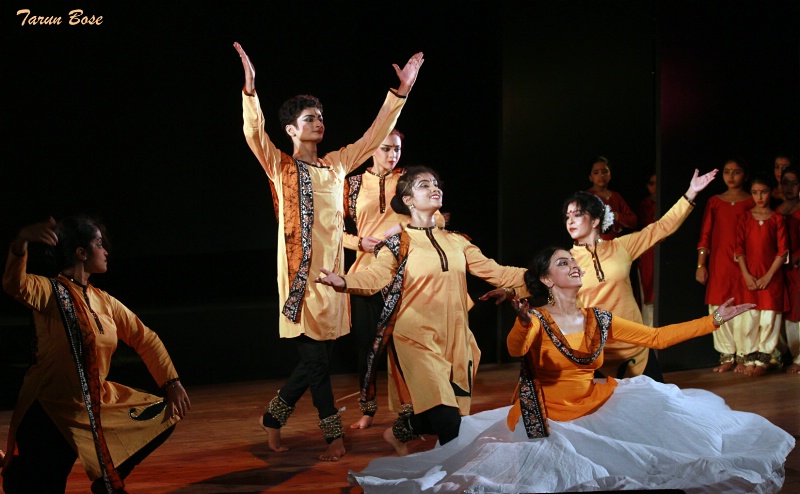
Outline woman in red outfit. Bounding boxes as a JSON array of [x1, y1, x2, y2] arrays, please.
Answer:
[[777, 167, 800, 373], [696, 158, 754, 372], [734, 173, 790, 376]]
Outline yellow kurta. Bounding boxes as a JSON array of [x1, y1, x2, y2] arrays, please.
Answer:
[[2, 251, 179, 481], [242, 90, 406, 340], [572, 196, 694, 377], [343, 226, 526, 415], [343, 170, 445, 274], [506, 308, 717, 425]]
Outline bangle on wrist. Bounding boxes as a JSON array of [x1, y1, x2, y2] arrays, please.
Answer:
[[357, 237, 363, 251], [697, 264, 704, 269], [712, 311, 724, 326], [683, 194, 697, 207], [162, 378, 181, 390]]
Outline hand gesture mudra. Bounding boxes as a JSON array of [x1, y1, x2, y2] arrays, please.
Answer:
[[713, 298, 756, 326], [394, 52, 424, 96], [233, 41, 255, 94]]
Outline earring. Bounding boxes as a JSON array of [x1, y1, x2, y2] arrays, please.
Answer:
[[408, 204, 415, 211], [547, 286, 554, 306]]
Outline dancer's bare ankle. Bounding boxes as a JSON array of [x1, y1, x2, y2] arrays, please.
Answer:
[[383, 427, 409, 456], [319, 437, 345, 462]]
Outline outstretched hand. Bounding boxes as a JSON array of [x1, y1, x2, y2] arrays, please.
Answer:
[[684, 168, 718, 201], [714, 298, 757, 325], [479, 287, 512, 305], [394, 52, 424, 96], [233, 41, 255, 95], [315, 268, 347, 292]]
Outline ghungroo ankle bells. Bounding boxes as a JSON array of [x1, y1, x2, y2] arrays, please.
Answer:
[[391, 404, 418, 443], [267, 396, 294, 427], [358, 398, 378, 416], [319, 412, 344, 443]]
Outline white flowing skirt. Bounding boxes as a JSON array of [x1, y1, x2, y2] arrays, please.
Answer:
[[349, 376, 794, 493]]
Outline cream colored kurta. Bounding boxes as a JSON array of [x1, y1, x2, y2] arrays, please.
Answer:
[[242, 90, 406, 340], [571, 196, 694, 377], [344, 171, 409, 274], [343, 171, 444, 274], [343, 227, 526, 415], [2, 251, 179, 481]]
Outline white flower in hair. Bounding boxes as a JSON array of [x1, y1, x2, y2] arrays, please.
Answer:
[[601, 205, 615, 233]]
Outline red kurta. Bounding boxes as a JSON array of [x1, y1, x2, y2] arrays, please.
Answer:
[[697, 195, 755, 305], [783, 209, 800, 321], [735, 211, 789, 311]]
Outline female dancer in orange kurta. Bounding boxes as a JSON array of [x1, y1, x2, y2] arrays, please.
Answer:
[[2, 217, 189, 494]]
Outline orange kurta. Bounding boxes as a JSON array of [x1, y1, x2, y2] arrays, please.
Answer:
[[2, 250, 179, 481], [506, 308, 717, 425], [572, 196, 694, 377], [343, 227, 526, 415], [242, 90, 406, 340]]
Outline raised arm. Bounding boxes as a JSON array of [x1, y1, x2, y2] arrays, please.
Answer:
[[234, 42, 284, 179], [233, 41, 255, 95], [3, 219, 59, 310], [619, 169, 717, 260], [684, 168, 718, 202], [393, 52, 424, 96]]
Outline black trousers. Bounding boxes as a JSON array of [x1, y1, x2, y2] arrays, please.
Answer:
[[410, 404, 462, 445], [351, 292, 385, 402], [277, 335, 338, 421], [2, 400, 174, 494]]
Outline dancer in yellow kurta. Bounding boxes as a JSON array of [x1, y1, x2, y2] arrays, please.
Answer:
[[233, 42, 423, 461], [2, 217, 189, 494], [342, 129, 445, 429], [317, 166, 527, 456], [564, 168, 717, 379]]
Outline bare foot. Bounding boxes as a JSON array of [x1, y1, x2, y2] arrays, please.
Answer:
[[383, 427, 409, 456], [350, 415, 374, 429], [786, 363, 800, 374], [749, 365, 768, 377], [733, 362, 746, 373], [713, 361, 735, 372], [259, 416, 289, 452], [319, 437, 345, 462]]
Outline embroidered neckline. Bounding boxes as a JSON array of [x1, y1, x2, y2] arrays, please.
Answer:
[[59, 273, 88, 289], [366, 168, 392, 178], [295, 158, 328, 169]]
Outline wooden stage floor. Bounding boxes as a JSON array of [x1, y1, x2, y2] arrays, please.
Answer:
[[1, 363, 798, 493]]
